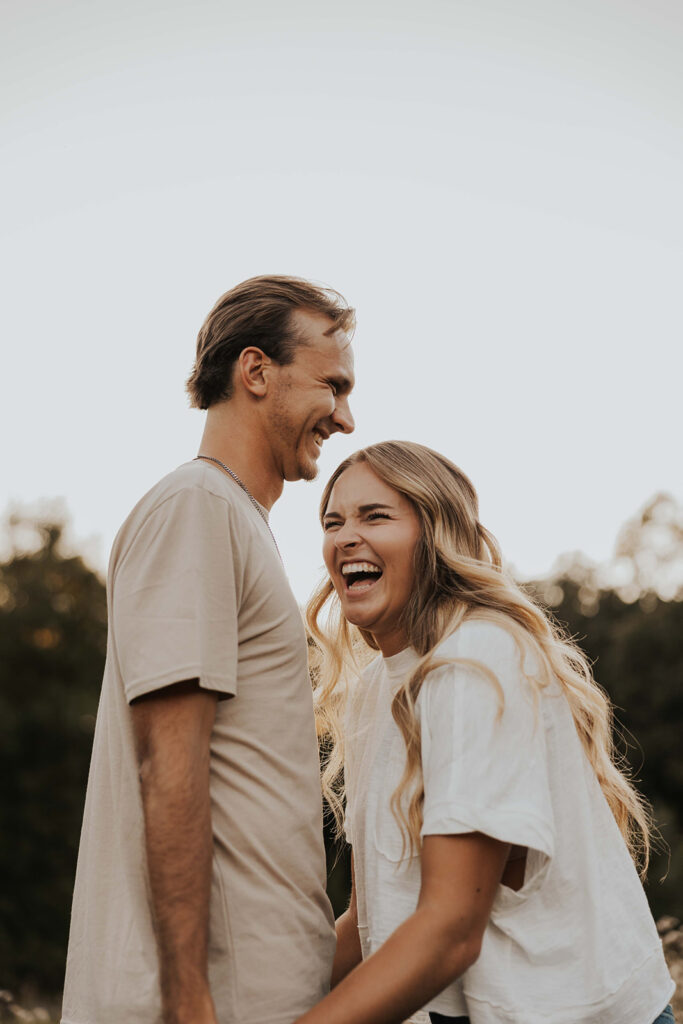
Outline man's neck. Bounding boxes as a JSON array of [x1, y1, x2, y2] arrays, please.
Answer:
[[197, 403, 283, 510]]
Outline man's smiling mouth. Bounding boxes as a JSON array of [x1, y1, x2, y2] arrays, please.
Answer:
[[341, 561, 383, 591]]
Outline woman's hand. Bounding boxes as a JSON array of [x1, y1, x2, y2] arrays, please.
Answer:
[[294, 832, 509, 1024]]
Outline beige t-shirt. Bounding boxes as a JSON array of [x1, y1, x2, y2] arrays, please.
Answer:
[[62, 460, 335, 1024]]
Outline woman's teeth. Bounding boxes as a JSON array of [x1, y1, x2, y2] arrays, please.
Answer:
[[341, 562, 383, 590], [342, 562, 382, 575]]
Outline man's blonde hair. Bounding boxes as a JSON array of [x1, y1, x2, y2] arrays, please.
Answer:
[[186, 275, 355, 409]]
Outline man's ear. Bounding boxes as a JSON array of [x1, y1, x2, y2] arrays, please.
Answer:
[[237, 347, 272, 397]]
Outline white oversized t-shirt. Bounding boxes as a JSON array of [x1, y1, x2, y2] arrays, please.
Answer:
[[344, 618, 673, 1024]]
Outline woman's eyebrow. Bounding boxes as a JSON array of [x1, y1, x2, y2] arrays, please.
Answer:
[[357, 502, 395, 513]]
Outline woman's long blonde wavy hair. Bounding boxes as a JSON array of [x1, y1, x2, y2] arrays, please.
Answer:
[[307, 441, 653, 876]]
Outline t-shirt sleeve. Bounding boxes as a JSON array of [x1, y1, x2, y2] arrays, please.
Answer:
[[420, 623, 555, 871], [112, 486, 241, 703]]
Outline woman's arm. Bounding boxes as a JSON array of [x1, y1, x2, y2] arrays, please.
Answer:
[[295, 832, 509, 1024], [330, 854, 362, 988]]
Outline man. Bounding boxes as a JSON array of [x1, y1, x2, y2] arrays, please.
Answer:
[[61, 276, 356, 1024]]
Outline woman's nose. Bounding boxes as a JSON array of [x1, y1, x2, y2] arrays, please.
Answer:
[[334, 522, 360, 548]]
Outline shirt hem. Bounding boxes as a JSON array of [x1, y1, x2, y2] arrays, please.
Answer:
[[63, 1011, 323, 1024], [464, 944, 674, 1024], [125, 667, 237, 703], [422, 800, 554, 859]]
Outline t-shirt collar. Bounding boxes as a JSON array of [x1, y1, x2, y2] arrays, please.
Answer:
[[382, 646, 419, 681]]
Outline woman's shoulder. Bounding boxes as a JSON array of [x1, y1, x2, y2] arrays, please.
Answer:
[[425, 615, 543, 705], [434, 615, 525, 664]]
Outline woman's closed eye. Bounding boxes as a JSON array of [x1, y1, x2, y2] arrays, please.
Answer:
[[322, 511, 394, 530]]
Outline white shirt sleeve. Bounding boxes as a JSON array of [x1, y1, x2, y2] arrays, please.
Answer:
[[420, 621, 555, 870]]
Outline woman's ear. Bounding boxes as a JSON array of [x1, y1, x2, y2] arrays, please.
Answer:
[[237, 347, 272, 397]]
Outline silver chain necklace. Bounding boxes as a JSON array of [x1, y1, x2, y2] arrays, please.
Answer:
[[194, 455, 281, 560]]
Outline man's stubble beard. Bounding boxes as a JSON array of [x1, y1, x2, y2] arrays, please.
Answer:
[[298, 458, 319, 483], [267, 391, 319, 483]]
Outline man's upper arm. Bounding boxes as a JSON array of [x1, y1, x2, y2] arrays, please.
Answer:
[[131, 679, 218, 771], [113, 487, 241, 704]]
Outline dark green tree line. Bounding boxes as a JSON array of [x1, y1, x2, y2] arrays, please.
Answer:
[[0, 517, 106, 993], [528, 580, 683, 920], [0, 496, 681, 996]]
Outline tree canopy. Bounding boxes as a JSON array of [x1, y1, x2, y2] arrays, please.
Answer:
[[0, 515, 106, 992], [1, 496, 681, 995]]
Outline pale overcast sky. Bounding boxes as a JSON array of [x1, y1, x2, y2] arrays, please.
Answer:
[[2, 0, 681, 602]]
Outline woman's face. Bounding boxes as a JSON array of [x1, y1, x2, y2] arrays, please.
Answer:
[[322, 462, 422, 656]]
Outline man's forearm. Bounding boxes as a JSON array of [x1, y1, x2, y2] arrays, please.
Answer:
[[137, 705, 218, 1024], [140, 752, 216, 1024]]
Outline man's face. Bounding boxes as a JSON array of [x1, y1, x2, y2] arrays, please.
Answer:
[[267, 309, 355, 482]]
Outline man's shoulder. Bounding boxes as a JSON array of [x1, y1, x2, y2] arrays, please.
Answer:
[[109, 462, 250, 569], [126, 460, 244, 524], [140, 459, 238, 507]]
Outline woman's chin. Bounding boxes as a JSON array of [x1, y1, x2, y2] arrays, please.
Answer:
[[340, 602, 376, 632], [343, 609, 371, 630]]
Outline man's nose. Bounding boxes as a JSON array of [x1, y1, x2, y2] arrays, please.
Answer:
[[332, 397, 355, 435]]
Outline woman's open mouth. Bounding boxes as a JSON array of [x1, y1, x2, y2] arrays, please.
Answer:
[[341, 561, 383, 592]]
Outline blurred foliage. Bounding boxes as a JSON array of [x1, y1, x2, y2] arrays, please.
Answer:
[[0, 514, 106, 993], [529, 588, 683, 918], [0, 494, 682, 996], [324, 825, 353, 920], [528, 502, 683, 921], [612, 492, 683, 602]]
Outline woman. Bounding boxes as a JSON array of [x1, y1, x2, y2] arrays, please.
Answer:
[[296, 441, 674, 1024]]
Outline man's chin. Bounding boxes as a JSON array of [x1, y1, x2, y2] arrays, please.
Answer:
[[298, 460, 319, 482], [286, 458, 319, 483]]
